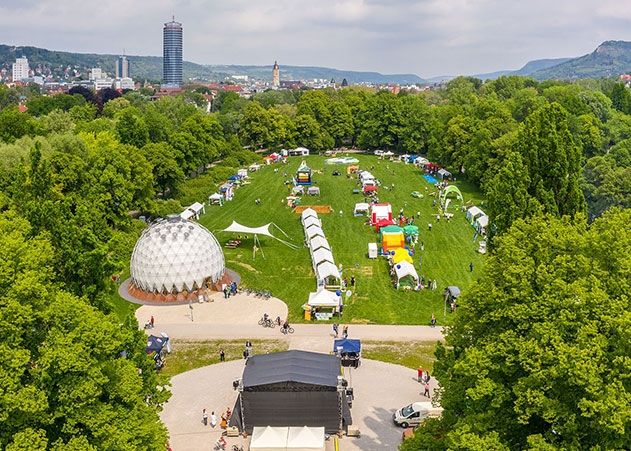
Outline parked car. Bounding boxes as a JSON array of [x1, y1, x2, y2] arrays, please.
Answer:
[[393, 402, 443, 428]]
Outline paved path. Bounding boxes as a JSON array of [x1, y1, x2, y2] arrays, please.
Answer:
[[136, 293, 445, 343]]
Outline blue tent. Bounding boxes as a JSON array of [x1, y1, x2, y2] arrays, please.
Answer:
[[146, 335, 169, 353], [228, 175, 239, 181], [333, 339, 361, 354]]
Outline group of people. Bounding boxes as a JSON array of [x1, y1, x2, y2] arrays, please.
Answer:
[[332, 323, 349, 338], [222, 282, 238, 299], [417, 368, 432, 398]]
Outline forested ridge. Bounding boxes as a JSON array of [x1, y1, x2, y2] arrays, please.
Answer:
[[0, 75, 630, 449]]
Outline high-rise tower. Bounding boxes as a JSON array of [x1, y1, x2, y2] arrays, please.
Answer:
[[272, 61, 280, 88], [163, 17, 183, 88], [116, 55, 130, 79]]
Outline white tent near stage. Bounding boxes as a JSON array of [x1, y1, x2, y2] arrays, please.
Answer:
[[302, 216, 321, 230], [300, 208, 318, 224], [208, 192, 223, 205], [250, 426, 288, 451], [286, 427, 325, 451], [309, 236, 331, 252]]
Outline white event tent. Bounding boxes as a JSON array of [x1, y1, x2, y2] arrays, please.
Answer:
[[394, 261, 419, 287], [250, 426, 288, 451], [302, 216, 321, 230], [309, 236, 331, 252], [300, 208, 318, 224], [312, 248, 334, 269], [286, 426, 325, 451]]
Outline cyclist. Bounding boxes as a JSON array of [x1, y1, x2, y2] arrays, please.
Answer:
[[283, 320, 289, 333]]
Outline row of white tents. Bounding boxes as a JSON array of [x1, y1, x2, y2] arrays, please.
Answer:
[[250, 426, 325, 451], [301, 208, 342, 290]]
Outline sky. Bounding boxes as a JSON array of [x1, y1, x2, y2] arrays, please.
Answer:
[[0, 0, 630, 78]]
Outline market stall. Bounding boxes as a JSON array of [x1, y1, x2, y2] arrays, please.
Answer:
[[333, 338, 361, 368], [306, 289, 342, 320], [393, 261, 420, 289]]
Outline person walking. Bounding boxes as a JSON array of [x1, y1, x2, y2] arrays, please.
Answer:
[[428, 223, 432, 231], [423, 382, 431, 398], [430, 313, 437, 328], [350, 276, 355, 288], [219, 349, 225, 362], [417, 367, 423, 383], [469, 262, 474, 272], [343, 325, 349, 339], [202, 408, 208, 426], [332, 323, 339, 337], [150, 315, 155, 327], [210, 411, 217, 428]]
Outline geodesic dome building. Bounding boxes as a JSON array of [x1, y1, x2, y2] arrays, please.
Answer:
[[130, 215, 225, 294]]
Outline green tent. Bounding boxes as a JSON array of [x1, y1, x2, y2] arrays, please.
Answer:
[[380, 225, 403, 235], [440, 185, 463, 203], [403, 225, 419, 236]]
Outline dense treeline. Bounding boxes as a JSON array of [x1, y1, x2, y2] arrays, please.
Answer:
[[0, 76, 630, 449]]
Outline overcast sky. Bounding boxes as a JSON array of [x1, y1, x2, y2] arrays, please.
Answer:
[[0, 0, 630, 77]]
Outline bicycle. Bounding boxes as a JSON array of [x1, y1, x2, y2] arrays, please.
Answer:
[[258, 316, 275, 328], [281, 326, 295, 334]]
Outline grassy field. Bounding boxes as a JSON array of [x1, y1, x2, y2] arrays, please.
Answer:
[[197, 154, 485, 325], [362, 340, 437, 373], [161, 339, 289, 378]]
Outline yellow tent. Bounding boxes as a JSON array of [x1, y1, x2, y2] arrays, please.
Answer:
[[392, 248, 413, 264]]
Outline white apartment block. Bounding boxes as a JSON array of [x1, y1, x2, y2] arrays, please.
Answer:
[[12, 57, 30, 82]]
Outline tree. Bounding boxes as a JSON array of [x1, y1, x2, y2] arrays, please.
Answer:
[[0, 107, 38, 143], [357, 91, 403, 149], [609, 83, 631, 114], [515, 102, 584, 217], [0, 211, 169, 450], [398, 95, 432, 153], [115, 108, 149, 148], [141, 142, 185, 197], [293, 114, 332, 151], [409, 210, 631, 450]]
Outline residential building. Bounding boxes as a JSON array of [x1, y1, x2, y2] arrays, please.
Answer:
[[163, 17, 183, 88], [272, 61, 280, 87], [89, 68, 103, 80], [116, 55, 130, 79], [93, 78, 113, 91], [12, 57, 30, 82]]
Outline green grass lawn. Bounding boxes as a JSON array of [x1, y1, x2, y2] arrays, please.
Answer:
[[198, 154, 485, 325], [362, 340, 438, 373], [161, 339, 288, 378]]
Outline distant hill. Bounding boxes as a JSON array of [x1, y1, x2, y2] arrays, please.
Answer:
[[531, 41, 631, 79], [473, 58, 571, 80], [0, 44, 425, 85]]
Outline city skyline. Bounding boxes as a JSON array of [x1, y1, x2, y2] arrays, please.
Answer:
[[0, 1, 629, 78]]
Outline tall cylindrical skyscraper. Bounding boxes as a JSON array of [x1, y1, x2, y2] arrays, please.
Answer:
[[163, 18, 183, 88]]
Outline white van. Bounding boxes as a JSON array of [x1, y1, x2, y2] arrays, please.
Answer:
[[393, 402, 443, 428]]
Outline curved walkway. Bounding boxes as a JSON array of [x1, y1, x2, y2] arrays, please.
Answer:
[[162, 358, 439, 451]]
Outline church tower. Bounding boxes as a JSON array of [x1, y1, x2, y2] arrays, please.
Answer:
[[272, 61, 280, 88]]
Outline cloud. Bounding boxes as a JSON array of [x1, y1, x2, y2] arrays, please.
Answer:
[[0, 0, 629, 77]]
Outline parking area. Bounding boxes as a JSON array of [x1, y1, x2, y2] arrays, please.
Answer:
[[161, 357, 436, 450]]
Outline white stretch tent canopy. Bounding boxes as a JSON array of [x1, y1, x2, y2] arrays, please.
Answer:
[[300, 208, 318, 223], [316, 261, 341, 281], [309, 236, 330, 252], [302, 216, 321, 230], [312, 248, 334, 268], [286, 427, 325, 451], [394, 261, 419, 283], [250, 426, 288, 451], [223, 221, 275, 237], [305, 226, 325, 240], [308, 290, 341, 308]]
